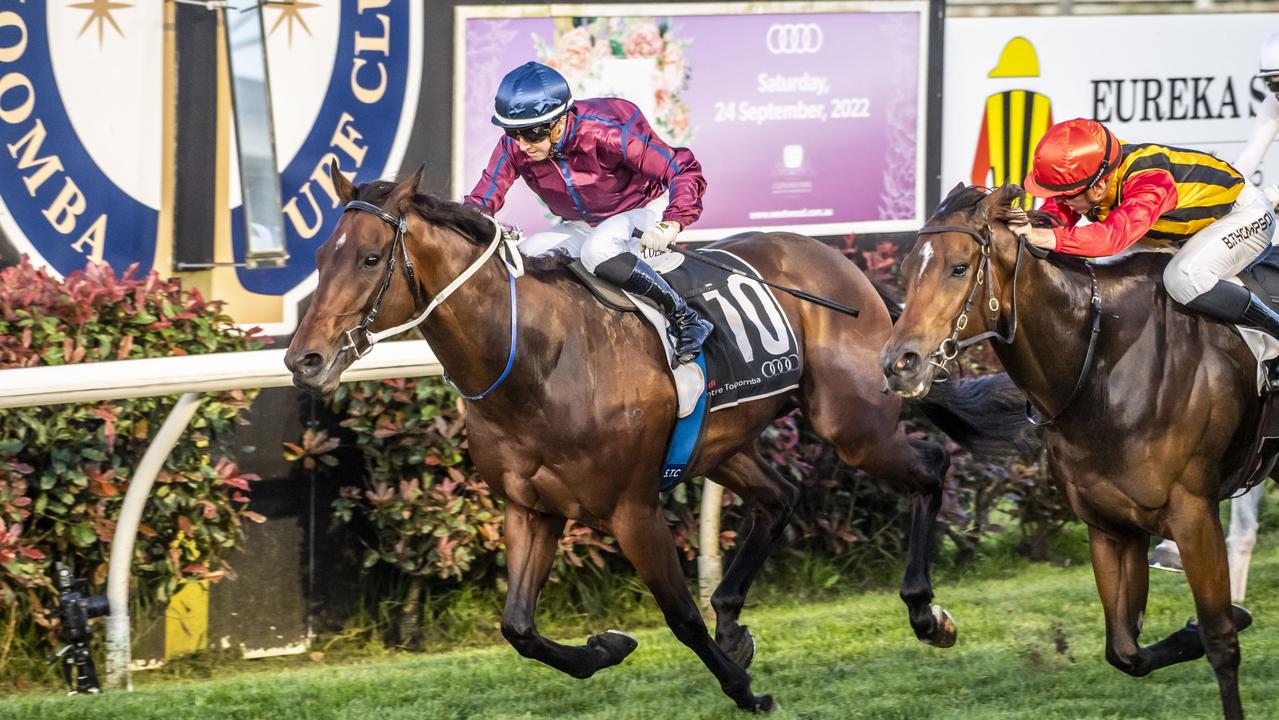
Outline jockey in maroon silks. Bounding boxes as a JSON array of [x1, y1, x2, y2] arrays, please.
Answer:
[[466, 61, 712, 365]]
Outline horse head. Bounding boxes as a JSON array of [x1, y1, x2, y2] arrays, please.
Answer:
[[881, 183, 1029, 398], [285, 163, 498, 394]]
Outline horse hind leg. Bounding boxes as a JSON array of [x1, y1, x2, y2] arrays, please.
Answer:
[[706, 450, 798, 668], [824, 423, 956, 648], [800, 344, 956, 647], [889, 435, 956, 648], [501, 504, 637, 679], [613, 503, 772, 711]]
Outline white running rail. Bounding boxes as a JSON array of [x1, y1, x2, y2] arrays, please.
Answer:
[[0, 341, 442, 690]]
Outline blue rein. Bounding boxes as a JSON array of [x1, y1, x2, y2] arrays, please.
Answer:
[[444, 264, 519, 400]]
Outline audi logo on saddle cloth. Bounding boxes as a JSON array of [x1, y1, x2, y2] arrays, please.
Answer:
[[766, 24, 823, 55], [761, 354, 800, 378]]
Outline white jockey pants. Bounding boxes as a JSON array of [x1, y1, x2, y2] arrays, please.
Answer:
[[1163, 183, 1278, 304], [516, 196, 668, 273]]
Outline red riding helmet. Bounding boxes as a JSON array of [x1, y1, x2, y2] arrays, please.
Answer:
[[1024, 118, 1121, 198]]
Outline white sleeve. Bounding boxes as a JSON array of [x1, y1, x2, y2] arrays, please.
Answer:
[[1234, 94, 1279, 179]]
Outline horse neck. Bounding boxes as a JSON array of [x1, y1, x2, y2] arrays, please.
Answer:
[[988, 244, 1097, 417], [408, 221, 536, 399]]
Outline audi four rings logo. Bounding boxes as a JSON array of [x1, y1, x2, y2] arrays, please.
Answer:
[[761, 354, 800, 378], [766, 24, 823, 54]]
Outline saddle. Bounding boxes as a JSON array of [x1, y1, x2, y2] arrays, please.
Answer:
[[1240, 244, 1279, 312], [568, 261, 638, 312]]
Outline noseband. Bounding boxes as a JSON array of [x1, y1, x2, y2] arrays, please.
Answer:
[[915, 221, 1102, 426], [339, 199, 524, 400]]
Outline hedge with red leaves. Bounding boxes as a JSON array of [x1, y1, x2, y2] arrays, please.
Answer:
[[0, 258, 265, 664]]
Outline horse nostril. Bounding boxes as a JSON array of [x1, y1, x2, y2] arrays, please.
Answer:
[[894, 352, 921, 376], [287, 351, 326, 376]]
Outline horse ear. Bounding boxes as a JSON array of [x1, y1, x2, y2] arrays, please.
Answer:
[[977, 184, 1028, 223], [975, 186, 1006, 224], [389, 165, 424, 211], [329, 161, 355, 204]]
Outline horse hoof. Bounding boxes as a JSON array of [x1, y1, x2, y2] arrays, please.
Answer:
[[721, 626, 756, 669], [923, 604, 957, 648], [737, 694, 774, 713], [587, 629, 639, 668], [1231, 604, 1254, 633]]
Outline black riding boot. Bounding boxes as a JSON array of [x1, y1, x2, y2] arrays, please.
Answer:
[[1240, 293, 1279, 337], [1186, 280, 1279, 336], [596, 252, 712, 365], [1188, 280, 1279, 386]]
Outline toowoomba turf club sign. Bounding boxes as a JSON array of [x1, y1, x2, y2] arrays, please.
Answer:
[[0, 1, 420, 331]]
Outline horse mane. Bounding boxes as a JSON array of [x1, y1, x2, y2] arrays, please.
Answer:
[[931, 182, 1176, 293], [930, 183, 1027, 226], [354, 181, 570, 278]]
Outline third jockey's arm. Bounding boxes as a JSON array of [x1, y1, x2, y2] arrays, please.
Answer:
[[1051, 171, 1180, 257], [463, 137, 518, 215], [618, 114, 707, 228], [1234, 93, 1279, 179]]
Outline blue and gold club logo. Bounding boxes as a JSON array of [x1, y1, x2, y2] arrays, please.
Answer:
[[0, 1, 419, 330]]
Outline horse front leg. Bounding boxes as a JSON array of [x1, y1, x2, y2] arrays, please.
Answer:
[[1086, 521, 1245, 683], [707, 450, 798, 668], [1172, 502, 1247, 720], [501, 503, 637, 679], [1087, 525, 1172, 677]]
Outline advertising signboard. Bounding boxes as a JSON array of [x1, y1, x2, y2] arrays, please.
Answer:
[[943, 14, 1279, 201], [455, 2, 931, 240]]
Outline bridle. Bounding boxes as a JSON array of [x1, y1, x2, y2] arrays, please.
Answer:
[[915, 220, 1102, 426], [338, 199, 524, 400]]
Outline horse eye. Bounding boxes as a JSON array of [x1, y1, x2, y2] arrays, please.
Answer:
[[363, 254, 381, 268], [951, 263, 969, 277]]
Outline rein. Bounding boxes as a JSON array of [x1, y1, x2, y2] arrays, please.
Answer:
[[916, 222, 1102, 426], [339, 199, 524, 400]]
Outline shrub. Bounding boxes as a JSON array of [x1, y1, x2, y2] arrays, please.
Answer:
[[0, 258, 265, 669]]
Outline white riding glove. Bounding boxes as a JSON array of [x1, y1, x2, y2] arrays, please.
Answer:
[[640, 220, 681, 257]]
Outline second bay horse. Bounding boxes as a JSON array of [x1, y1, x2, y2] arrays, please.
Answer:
[[881, 183, 1260, 719]]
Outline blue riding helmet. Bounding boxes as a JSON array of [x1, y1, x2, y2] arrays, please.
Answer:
[[491, 62, 573, 129]]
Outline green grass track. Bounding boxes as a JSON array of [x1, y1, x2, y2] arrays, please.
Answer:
[[4, 541, 1278, 719]]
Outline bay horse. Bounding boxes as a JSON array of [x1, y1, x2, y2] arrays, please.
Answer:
[[286, 166, 1024, 711], [881, 183, 1261, 719]]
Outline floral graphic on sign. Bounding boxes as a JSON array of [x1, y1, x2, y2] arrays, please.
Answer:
[[532, 17, 695, 145]]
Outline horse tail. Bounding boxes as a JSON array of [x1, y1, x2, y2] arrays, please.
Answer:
[[915, 372, 1033, 458], [872, 280, 903, 323]]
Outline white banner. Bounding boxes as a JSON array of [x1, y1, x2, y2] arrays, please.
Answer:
[[942, 14, 1279, 201]]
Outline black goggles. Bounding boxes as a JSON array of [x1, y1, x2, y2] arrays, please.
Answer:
[[504, 123, 553, 142], [1265, 75, 1279, 94]]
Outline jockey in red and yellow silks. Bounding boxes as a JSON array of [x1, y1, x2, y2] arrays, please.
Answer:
[[465, 62, 711, 365], [1013, 118, 1279, 340]]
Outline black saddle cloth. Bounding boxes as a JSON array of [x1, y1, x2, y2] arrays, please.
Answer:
[[569, 251, 802, 412]]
